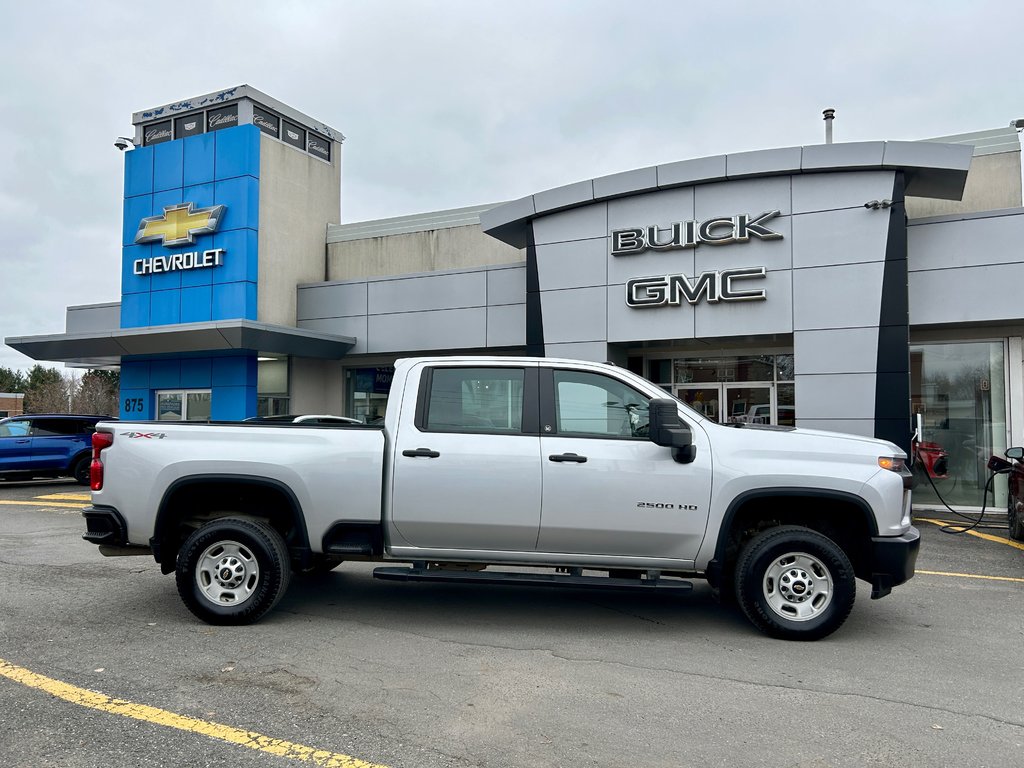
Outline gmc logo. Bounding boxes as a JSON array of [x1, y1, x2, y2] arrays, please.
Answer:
[[626, 268, 766, 307]]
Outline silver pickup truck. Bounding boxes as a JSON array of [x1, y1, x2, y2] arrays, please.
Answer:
[[83, 356, 918, 640]]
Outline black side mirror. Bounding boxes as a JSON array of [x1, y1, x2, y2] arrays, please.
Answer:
[[1006, 447, 1023, 461], [648, 398, 697, 464]]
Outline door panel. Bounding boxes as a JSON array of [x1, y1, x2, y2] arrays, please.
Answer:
[[390, 365, 542, 551], [30, 418, 87, 470], [539, 369, 713, 560], [539, 435, 712, 559], [0, 418, 33, 471]]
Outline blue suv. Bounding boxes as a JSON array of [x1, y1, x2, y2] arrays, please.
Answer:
[[0, 414, 114, 485]]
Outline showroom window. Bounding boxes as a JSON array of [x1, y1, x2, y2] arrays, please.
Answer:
[[911, 341, 1007, 508], [347, 367, 394, 424], [155, 390, 212, 421], [257, 357, 289, 417], [648, 354, 795, 426]]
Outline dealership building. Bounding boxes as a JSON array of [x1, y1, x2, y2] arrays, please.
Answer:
[[7, 85, 1024, 510]]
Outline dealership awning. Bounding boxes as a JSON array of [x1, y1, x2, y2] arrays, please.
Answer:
[[6, 319, 356, 365], [481, 140, 976, 248]]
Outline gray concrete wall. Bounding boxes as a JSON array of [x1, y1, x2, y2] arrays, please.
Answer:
[[908, 208, 1024, 326], [327, 224, 523, 280], [907, 152, 1022, 219], [289, 356, 344, 414], [296, 263, 526, 355], [66, 303, 121, 334], [257, 135, 341, 326]]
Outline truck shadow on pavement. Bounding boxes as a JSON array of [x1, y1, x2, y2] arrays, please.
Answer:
[[277, 567, 754, 638]]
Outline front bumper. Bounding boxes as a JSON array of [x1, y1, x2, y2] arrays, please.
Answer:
[[82, 505, 128, 547], [868, 526, 921, 599]]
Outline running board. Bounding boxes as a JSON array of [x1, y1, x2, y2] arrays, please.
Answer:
[[372, 566, 693, 592]]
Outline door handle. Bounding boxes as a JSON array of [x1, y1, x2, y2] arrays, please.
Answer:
[[549, 453, 587, 463], [402, 448, 440, 458]]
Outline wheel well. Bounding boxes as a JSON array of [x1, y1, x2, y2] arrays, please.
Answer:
[[153, 476, 310, 574], [711, 492, 874, 587], [69, 450, 91, 469]]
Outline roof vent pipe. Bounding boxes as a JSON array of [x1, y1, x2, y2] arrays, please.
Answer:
[[823, 108, 836, 144]]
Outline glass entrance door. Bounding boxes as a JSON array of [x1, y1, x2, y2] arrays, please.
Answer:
[[725, 385, 772, 424], [677, 387, 721, 422], [678, 384, 777, 425]]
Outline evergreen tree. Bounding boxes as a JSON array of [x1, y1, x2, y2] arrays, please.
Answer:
[[0, 367, 26, 393], [23, 366, 71, 413]]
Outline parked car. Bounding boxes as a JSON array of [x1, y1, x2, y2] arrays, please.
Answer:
[[242, 414, 362, 425], [0, 414, 115, 485], [989, 446, 1024, 541]]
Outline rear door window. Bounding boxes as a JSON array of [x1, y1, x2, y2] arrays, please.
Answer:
[[424, 368, 526, 433]]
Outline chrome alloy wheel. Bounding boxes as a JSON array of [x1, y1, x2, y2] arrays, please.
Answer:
[[195, 540, 259, 606], [762, 552, 834, 621]]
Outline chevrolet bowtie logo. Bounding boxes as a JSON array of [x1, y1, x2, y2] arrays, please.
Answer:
[[134, 203, 226, 247]]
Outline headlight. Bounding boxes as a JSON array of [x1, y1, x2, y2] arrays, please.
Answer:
[[878, 456, 913, 489], [877, 456, 905, 472]]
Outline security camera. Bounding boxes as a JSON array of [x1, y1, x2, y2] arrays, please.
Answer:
[[114, 137, 135, 151]]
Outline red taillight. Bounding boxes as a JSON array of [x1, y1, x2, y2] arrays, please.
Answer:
[[90, 431, 114, 491]]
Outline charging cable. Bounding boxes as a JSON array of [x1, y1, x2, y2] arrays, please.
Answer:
[[913, 442, 1011, 535]]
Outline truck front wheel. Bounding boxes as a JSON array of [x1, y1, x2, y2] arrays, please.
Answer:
[[175, 518, 291, 625], [734, 526, 856, 641]]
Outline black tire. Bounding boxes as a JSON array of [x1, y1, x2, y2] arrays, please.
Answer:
[[175, 517, 291, 625], [1009, 494, 1024, 542], [734, 526, 856, 641], [71, 455, 91, 486]]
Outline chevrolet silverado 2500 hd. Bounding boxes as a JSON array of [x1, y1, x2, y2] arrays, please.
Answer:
[[83, 356, 918, 640]]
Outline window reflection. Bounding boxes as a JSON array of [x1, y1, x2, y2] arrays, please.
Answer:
[[911, 342, 1006, 508]]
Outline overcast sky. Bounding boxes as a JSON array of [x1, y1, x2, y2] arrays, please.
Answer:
[[1, 0, 1022, 372]]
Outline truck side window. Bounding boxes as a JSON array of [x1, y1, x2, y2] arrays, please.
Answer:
[[425, 368, 525, 433], [553, 370, 650, 439]]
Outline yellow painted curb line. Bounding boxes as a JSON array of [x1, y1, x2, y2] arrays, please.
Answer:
[[916, 517, 1024, 552], [0, 658, 389, 767], [35, 493, 91, 501], [916, 569, 1024, 584], [0, 500, 86, 509]]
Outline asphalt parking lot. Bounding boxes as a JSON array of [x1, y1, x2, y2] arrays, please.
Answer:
[[0, 479, 1021, 768]]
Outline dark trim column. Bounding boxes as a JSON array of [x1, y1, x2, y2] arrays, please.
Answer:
[[525, 224, 545, 357], [874, 173, 911, 455]]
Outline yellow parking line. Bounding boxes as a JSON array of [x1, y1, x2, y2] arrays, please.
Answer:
[[0, 500, 86, 509], [35, 493, 91, 501], [916, 517, 1024, 552], [916, 569, 1024, 584], [0, 658, 389, 767]]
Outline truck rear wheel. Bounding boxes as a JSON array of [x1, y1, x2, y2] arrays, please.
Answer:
[[175, 518, 291, 625], [734, 526, 855, 641]]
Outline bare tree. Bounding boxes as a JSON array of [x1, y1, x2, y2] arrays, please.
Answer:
[[72, 370, 119, 416], [23, 367, 119, 415]]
